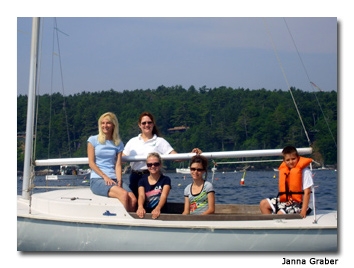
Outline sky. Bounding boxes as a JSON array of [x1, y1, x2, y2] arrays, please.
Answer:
[[17, 17, 337, 95], [8, 0, 353, 266]]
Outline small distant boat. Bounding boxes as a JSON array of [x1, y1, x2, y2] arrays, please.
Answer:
[[46, 165, 91, 180], [273, 168, 279, 172], [176, 168, 190, 174], [315, 166, 330, 171], [177, 166, 217, 174]]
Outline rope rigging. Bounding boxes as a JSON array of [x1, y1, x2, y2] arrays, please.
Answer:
[[283, 18, 337, 148], [263, 18, 336, 150], [262, 18, 312, 147], [47, 18, 72, 158]]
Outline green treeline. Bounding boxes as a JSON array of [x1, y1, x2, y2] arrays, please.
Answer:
[[17, 85, 337, 171]]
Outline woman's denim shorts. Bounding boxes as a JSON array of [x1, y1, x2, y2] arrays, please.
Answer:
[[90, 177, 132, 197]]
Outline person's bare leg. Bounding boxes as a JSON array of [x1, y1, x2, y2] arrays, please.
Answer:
[[128, 192, 137, 212], [109, 186, 129, 210], [259, 199, 272, 214]]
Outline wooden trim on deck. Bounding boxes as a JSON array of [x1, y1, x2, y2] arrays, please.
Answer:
[[129, 203, 302, 221]]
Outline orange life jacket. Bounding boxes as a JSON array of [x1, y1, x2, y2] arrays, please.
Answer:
[[278, 156, 312, 203]]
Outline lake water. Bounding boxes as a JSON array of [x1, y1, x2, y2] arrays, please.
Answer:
[[17, 169, 338, 210]]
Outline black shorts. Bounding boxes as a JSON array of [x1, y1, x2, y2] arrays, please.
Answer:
[[267, 197, 302, 214]]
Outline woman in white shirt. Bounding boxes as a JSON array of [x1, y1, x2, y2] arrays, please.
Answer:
[[123, 111, 201, 198]]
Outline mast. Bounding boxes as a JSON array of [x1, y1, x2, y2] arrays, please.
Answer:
[[22, 18, 40, 200]]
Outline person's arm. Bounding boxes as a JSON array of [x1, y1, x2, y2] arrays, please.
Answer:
[[170, 148, 202, 163], [169, 150, 182, 162], [182, 196, 190, 215], [300, 168, 313, 218], [300, 187, 311, 218], [136, 186, 146, 218], [115, 152, 122, 187], [169, 148, 202, 155], [151, 185, 171, 219], [201, 192, 215, 215], [87, 142, 115, 185], [121, 139, 131, 163]]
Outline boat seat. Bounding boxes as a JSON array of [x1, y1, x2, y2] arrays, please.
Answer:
[[129, 202, 302, 221], [129, 212, 301, 221]]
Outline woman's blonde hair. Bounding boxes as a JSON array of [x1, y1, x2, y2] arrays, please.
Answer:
[[146, 152, 163, 164], [146, 152, 164, 172], [97, 112, 121, 145]]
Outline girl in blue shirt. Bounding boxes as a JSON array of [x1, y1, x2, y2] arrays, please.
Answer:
[[88, 112, 137, 212]]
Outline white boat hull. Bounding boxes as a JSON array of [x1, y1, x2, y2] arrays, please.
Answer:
[[17, 217, 337, 251], [17, 188, 337, 252], [176, 168, 190, 174]]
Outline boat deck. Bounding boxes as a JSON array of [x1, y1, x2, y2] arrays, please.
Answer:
[[18, 187, 336, 229], [129, 203, 302, 221]]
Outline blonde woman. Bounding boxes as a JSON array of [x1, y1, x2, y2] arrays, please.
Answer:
[[88, 112, 137, 212]]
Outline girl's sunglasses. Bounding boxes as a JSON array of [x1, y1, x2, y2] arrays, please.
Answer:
[[141, 121, 153, 125], [190, 168, 204, 172], [147, 162, 160, 167]]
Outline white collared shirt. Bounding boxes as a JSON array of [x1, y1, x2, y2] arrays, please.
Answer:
[[123, 134, 174, 170]]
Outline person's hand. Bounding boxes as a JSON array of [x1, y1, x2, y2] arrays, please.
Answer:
[[300, 210, 307, 218], [151, 208, 161, 219], [104, 177, 116, 186], [285, 198, 293, 206], [192, 148, 202, 154], [136, 207, 146, 218]]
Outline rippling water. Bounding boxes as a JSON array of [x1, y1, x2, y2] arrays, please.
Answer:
[[167, 170, 338, 210], [17, 169, 338, 210]]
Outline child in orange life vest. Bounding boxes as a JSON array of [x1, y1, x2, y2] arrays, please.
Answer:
[[259, 146, 314, 218]]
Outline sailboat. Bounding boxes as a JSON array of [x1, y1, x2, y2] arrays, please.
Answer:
[[176, 163, 190, 174], [176, 167, 190, 174], [177, 166, 216, 174], [45, 165, 91, 181], [17, 18, 337, 252]]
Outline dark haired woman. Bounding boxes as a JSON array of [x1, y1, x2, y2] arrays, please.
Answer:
[[123, 111, 201, 198], [182, 155, 215, 215]]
